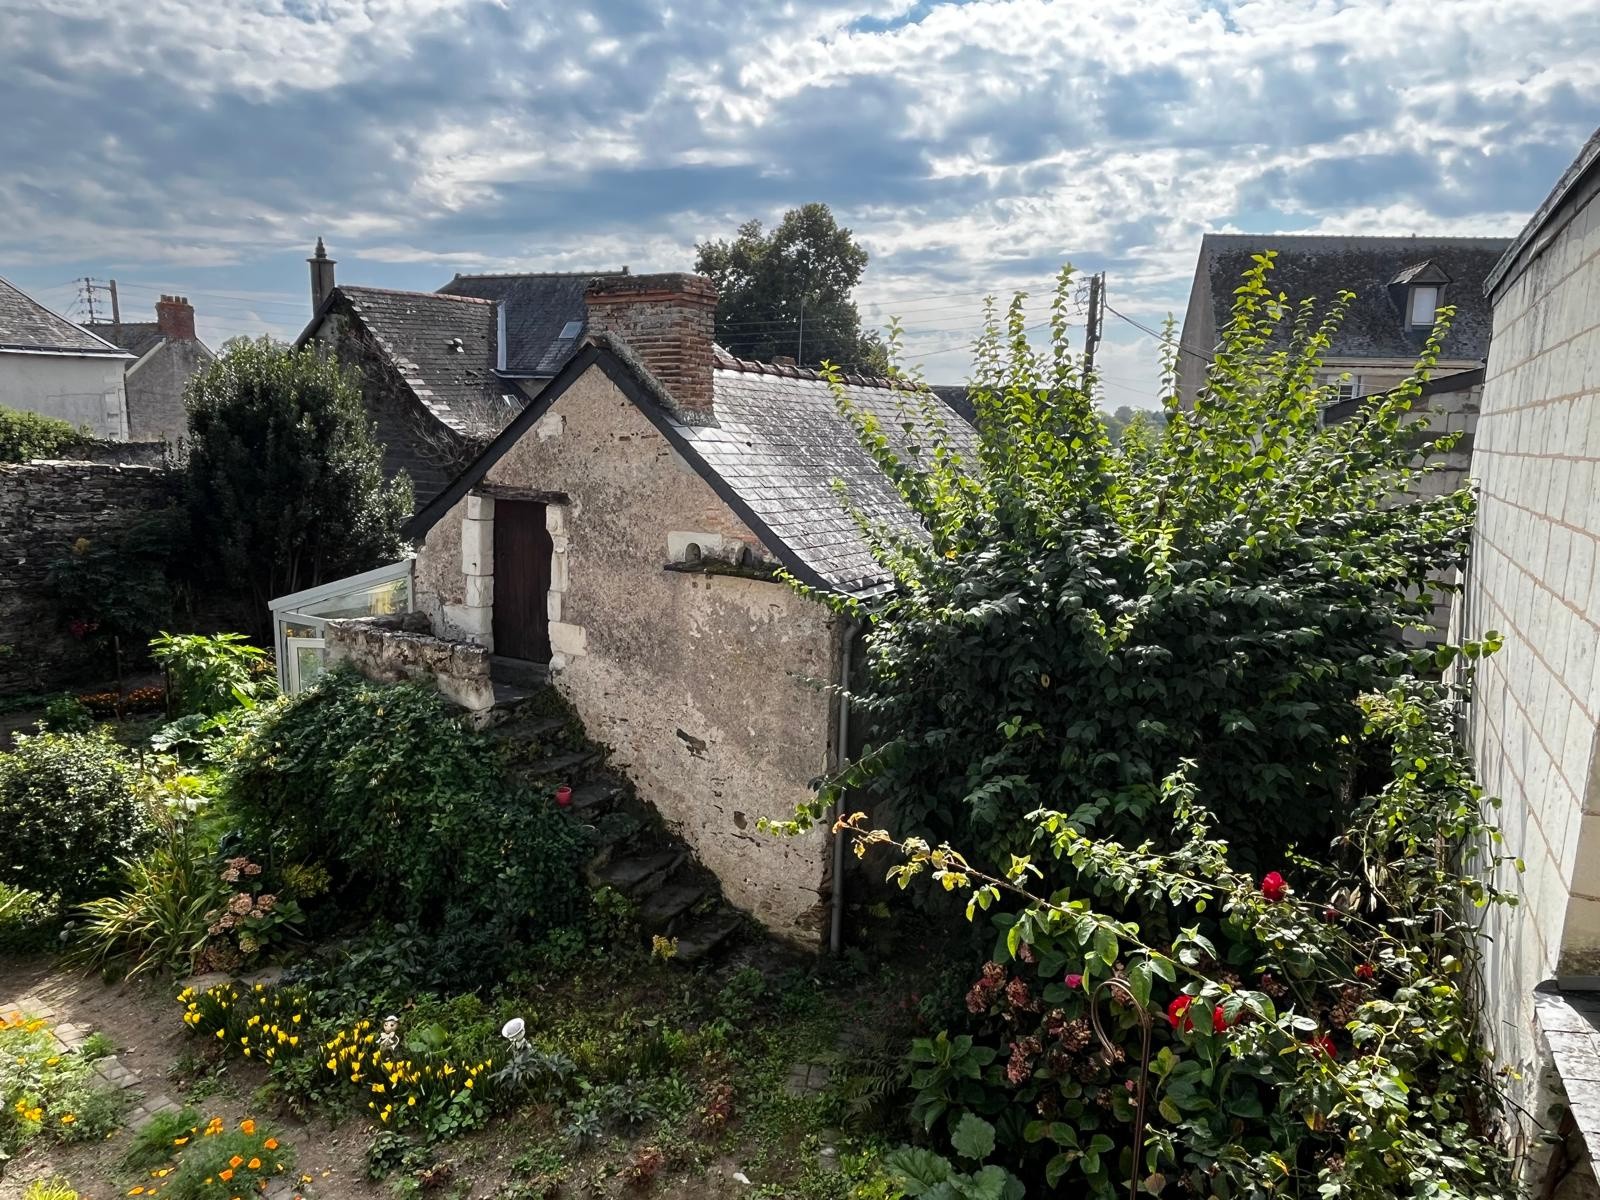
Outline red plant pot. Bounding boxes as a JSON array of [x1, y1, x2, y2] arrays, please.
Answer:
[[555, 786, 573, 808]]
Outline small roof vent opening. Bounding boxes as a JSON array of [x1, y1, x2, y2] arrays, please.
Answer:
[[559, 320, 583, 340]]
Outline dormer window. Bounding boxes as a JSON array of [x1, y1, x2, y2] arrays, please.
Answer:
[[1408, 285, 1440, 328], [1388, 260, 1452, 331]]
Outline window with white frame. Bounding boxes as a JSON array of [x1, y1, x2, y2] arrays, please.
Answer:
[[1320, 373, 1360, 402], [1408, 285, 1440, 328]]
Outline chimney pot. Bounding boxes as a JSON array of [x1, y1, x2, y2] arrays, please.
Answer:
[[308, 237, 337, 313], [154, 294, 196, 341], [585, 273, 717, 419]]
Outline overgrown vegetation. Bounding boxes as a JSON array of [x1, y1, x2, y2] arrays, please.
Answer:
[[0, 407, 86, 463], [227, 668, 586, 986], [0, 1012, 129, 1160], [781, 257, 1512, 1197], [184, 338, 412, 617]]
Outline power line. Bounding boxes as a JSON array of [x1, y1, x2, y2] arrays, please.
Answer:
[[1105, 302, 1212, 364]]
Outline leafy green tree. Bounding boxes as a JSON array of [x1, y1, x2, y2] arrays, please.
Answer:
[[695, 202, 888, 372], [806, 257, 1472, 868], [184, 338, 411, 616], [787, 257, 1508, 1197]]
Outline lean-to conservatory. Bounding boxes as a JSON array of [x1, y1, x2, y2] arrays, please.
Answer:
[[268, 559, 413, 694]]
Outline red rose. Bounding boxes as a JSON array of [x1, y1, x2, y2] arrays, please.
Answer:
[[1313, 1035, 1337, 1059], [1355, 962, 1376, 980], [1167, 995, 1195, 1031], [1065, 973, 1083, 990], [1260, 871, 1288, 902]]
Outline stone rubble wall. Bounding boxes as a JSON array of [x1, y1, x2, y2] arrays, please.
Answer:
[[0, 459, 180, 695], [323, 612, 496, 720]]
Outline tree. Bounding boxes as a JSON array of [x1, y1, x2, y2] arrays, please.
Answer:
[[781, 259, 1510, 1197], [185, 338, 412, 619], [802, 258, 1474, 868], [695, 202, 889, 372]]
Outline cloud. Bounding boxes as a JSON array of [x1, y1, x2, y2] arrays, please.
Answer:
[[0, 0, 1594, 390]]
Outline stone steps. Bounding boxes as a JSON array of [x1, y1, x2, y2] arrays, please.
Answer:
[[673, 912, 745, 964]]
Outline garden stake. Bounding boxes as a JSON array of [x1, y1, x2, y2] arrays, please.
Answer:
[[1089, 976, 1153, 1200]]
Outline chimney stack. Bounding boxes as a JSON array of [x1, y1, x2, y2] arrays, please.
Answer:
[[585, 273, 717, 419], [155, 295, 196, 341], [308, 237, 337, 312]]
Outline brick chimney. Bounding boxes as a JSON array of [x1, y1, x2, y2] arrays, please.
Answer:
[[155, 295, 196, 341], [308, 236, 337, 312], [585, 273, 717, 419]]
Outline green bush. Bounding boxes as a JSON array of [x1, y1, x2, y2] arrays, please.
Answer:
[[41, 695, 93, 733], [227, 670, 586, 984], [124, 1113, 294, 1200], [0, 406, 85, 463], [150, 631, 276, 717], [0, 729, 148, 904]]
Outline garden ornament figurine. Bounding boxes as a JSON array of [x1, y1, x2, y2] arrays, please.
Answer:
[[378, 1014, 400, 1053]]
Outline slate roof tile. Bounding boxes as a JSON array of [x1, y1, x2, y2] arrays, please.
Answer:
[[670, 353, 980, 596], [83, 320, 165, 359], [337, 286, 521, 435], [437, 271, 628, 376], [1199, 234, 1510, 363], [0, 276, 130, 357]]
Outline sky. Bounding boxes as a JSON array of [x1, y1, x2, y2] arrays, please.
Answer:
[[2, 0, 1594, 409]]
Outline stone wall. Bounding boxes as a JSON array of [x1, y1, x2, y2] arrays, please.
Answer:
[[413, 367, 840, 945], [1457, 169, 1600, 1127], [0, 459, 179, 694], [323, 612, 495, 720]]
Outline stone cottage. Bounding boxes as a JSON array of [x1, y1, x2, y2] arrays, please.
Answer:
[[397, 273, 975, 944], [85, 294, 214, 443], [295, 239, 629, 508]]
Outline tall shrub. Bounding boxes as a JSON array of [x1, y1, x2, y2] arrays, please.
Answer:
[[803, 258, 1473, 867], [0, 729, 147, 904], [184, 339, 411, 618]]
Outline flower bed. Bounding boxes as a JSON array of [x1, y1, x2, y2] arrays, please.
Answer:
[[0, 1011, 128, 1157]]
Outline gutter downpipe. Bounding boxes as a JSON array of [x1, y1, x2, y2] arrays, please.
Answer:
[[830, 618, 855, 955]]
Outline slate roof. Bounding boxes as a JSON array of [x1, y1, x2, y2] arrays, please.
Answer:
[[1198, 235, 1511, 362], [83, 321, 165, 360], [670, 350, 980, 595], [437, 271, 628, 377], [0, 276, 131, 357], [321, 286, 519, 435]]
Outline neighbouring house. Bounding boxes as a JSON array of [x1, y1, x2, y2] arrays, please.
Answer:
[[1177, 234, 1511, 407], [0, 275, 132, 438], [85, 294, 214, 443], [296, 272, 975, 946], [1449, 127, 1600, 1196], [295, 239, 629, 508]]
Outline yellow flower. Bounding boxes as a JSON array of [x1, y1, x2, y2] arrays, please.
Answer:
[[61, 1113, 77, 1124], [46, 1056, 60, 1065], [240, 1120, 256, 1135], [247, 1158, 262, 1170], [407, 1095, 417, 1107], [264, 1138, 279, 1150], [371, 1083, 385, 1093], [216, 1029, 225, 1039], [464, 1078, 473, 1089], [130, 1188, 146, 1195]]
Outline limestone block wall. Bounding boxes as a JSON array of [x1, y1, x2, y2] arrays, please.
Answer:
[[323, 612, 495, 719], [1458, 180, 1600, 1103], [413, 367, 840, 944]]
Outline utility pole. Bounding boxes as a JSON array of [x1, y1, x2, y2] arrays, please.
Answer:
[[796, 294, 805, 365], [1083, 272, 1105, 377], [78, 277, 120, 328]]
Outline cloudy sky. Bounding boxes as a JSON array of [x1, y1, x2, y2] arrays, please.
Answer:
[[2, 0, 1593, 407]]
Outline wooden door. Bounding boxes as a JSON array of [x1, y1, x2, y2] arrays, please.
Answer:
[[492, 499, 552, 662]]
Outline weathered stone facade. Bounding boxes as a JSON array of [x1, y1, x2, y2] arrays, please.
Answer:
[[126, 338, 210, 443], [1455, 138, 1600, 1164], [413, 367, 841, 944], [0, 459, 179, 694], [324, 612, 495, 721]]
